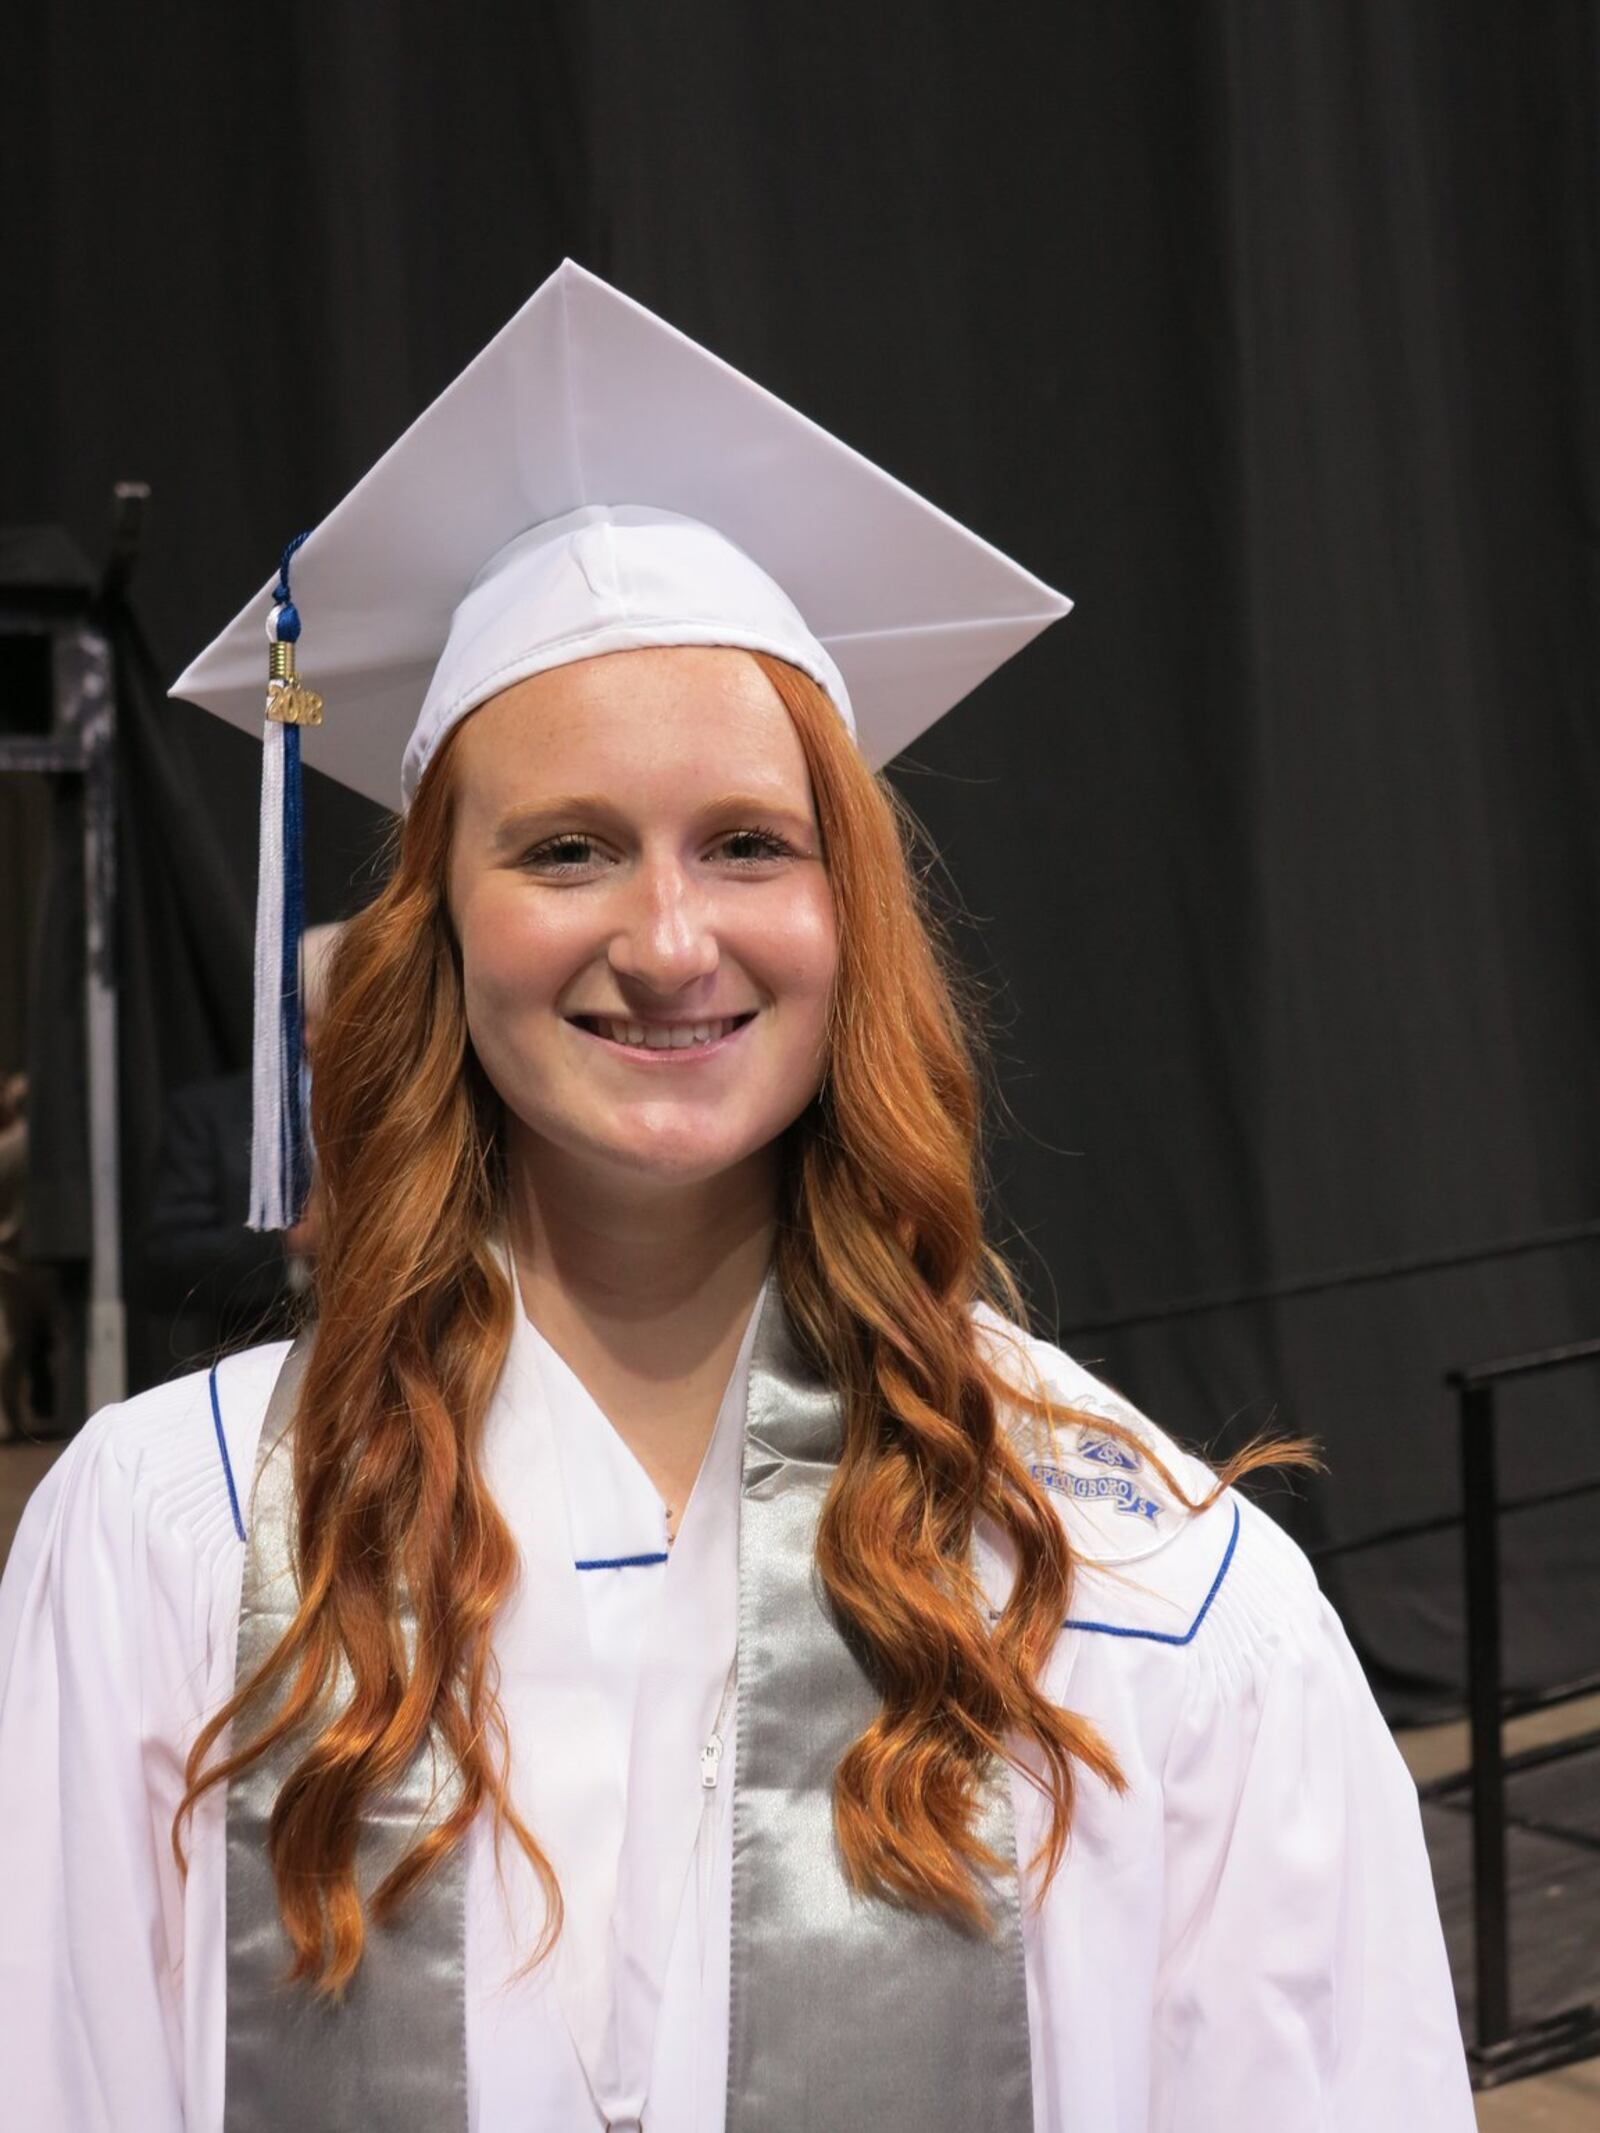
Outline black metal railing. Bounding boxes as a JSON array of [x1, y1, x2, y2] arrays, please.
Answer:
[[1443, 1337, 1600, 2087]]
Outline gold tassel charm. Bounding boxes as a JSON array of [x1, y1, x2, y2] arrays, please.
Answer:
[[265, 636, 324, 726]]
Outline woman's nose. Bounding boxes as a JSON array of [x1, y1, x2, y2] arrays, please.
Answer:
[[604, 861, 719, 990]]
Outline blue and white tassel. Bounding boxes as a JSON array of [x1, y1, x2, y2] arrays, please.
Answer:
[[249, 533, 323, 1230]]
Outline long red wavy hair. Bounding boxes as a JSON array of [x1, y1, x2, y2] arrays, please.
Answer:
[[175, 650, 1303, 1993]]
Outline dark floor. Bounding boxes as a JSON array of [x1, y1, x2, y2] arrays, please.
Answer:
[[1397, 1702, 1600, 2127], [1421, 1759, 1600, 2038]]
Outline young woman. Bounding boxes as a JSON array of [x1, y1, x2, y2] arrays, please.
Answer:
[[0, 265, 1474, 2132]]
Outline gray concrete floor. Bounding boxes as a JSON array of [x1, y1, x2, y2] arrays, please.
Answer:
[[2, 1438, 1597, 2127], [1398, 1696, 1600, 1792], [1475, 2064, 1600, 2131]]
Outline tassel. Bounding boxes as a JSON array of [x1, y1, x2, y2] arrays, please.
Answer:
[[248, 535, 323, 1230]]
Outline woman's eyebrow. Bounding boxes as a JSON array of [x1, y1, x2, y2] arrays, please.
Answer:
[[492, 796, 616, 847], [492, 793, 817, 847]]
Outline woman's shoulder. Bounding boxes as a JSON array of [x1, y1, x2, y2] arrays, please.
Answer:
[[0, 1342, 293, 1747], [972, 1303, 1318, 1665], [5, 1339, 291, 1604]]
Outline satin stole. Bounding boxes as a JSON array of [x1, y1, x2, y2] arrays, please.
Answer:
[[222, 1284, 1034, 2131]]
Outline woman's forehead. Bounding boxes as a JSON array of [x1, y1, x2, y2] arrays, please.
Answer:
[[453, 648, 813, 821]]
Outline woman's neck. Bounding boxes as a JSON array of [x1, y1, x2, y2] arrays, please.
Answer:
[[503, 1129, 780, 1392]]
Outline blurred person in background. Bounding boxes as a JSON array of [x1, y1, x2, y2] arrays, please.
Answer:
[[140, 922, 341, 1360]]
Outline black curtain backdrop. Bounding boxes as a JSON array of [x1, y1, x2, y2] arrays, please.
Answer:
[[4, 3, 1597, 1719]]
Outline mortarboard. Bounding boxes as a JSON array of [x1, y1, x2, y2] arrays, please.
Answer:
[[169, 259, 1073, 1227]]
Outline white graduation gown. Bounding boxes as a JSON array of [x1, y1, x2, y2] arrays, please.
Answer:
[[0, 1289, 1476, 2132]]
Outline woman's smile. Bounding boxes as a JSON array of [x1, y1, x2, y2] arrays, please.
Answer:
[[565, 1009, 760, 1060]]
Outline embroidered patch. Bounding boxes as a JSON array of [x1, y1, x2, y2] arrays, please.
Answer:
[[1031, 1461, 1161, 1523], [1077, 1434, 1139, 1471]]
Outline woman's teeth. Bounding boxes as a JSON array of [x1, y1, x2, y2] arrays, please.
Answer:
[[594, 1016, 746, 1050]]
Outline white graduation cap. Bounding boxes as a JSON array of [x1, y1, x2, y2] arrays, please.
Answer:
[[169, 258, 1073, 1226]]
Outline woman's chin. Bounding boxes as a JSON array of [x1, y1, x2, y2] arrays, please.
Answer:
[[510, 1109, 775, 1194]]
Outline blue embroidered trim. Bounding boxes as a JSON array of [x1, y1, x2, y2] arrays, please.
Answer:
[[208, 1364, 247, 1543], [206, 1342, 667, 1571], [1060, 1500, 1240, 1645]]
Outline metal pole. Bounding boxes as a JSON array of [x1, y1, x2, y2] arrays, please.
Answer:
[[61, 624, 125, 1412], [1460, 1379, 1510, 2048]]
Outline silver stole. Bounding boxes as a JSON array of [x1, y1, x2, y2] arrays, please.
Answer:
[[224, 1289, 1035, 2131], [223, 1332, 468, 2132]]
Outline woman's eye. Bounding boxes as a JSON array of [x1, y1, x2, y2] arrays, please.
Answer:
[[520, 826, 796, 873], [521, 835, 599, 872], [721, 827, 795, 864]]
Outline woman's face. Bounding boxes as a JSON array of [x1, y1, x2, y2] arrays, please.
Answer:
[[447, 646, 837, 1195]]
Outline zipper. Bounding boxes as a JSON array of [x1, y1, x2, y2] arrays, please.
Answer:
[[697, 1663, 737, 1994], [700, 1732, 724, 1789]]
